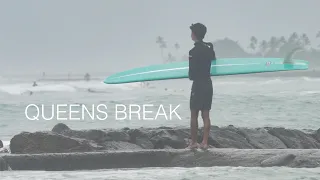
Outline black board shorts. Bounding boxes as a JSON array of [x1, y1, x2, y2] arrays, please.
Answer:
[[190, 79, 213, 111]]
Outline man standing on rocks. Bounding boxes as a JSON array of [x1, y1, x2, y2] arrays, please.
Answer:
[[187, 23, 216, 149]]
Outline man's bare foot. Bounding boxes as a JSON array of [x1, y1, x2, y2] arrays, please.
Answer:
[[199, 143, 209, 150], [186, 143, 199, 149]]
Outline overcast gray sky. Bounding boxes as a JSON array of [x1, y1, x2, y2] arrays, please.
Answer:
[[0, 0, 319, 75]]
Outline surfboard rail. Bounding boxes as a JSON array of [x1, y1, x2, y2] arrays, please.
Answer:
[[104, 49, 309, 84]]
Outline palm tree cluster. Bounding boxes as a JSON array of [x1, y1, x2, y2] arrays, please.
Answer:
[[247, 32, 319, 57], [156, 36, 180, 63], [156, 31, 320, 64]]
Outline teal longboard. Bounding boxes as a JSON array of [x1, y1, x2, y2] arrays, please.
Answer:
[[104, 48, 309, 84]]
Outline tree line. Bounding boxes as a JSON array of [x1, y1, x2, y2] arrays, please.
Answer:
[[156, 31, 320, 66]]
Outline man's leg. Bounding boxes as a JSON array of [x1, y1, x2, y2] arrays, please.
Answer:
[[188, 109, 199, 148], [187, 84, 199, 149], [200, 110, 211, 148], [200, 81, 213, 149]]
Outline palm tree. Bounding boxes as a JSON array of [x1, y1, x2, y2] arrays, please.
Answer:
[[156, 36, 167, 60], [276, 36, 287, 50], [174, 43, 180, 60], [300, 33, 311, 47], [269, 36, 278, 47], [167, 53, 175, 63], [174, 43, 180, 50], [156, 36, 163, 44], [249, 36, 258, 52], [267, 36, 279, 54], [259, 40, 268, 57], [288, 32, 298, 43], [279, 36, 286, 44]]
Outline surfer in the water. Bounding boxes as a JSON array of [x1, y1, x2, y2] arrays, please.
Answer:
[[187, 23, 216, 150]]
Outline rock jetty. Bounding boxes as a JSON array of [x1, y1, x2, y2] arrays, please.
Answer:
[[8, 123, 320, 153], [0, 123, 319, 171]]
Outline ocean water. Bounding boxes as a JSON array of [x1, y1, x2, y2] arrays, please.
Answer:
[[0, 74, 319, 141], [0, 74, 320, 179], [1, 167, 320, 180]]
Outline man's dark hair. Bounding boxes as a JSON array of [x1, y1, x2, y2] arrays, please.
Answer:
[[190, 23, 207, 40]]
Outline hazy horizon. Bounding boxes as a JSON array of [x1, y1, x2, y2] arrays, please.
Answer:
[[1, 0, 320, 76]]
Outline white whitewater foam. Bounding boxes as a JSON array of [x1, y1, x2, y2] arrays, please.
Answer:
[[0, 81, 147, 95], [299, 90, 320, 95], [259, 78, 284, 85], [216, 81, 246, 85], [302, 77, 320, 82], [2, 140, 10, 147], [0, 83, 76, 95], [1, 167, 320, 180]]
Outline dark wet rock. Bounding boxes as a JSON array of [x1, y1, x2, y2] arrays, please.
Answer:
[[52, 124, 111, 143], [128, 129, 154, 149], [104, 130, 130, 142], [236, 128, 287, 149], [0, 157, 11, 171], [60, 129, 111, 143], [52, 123, 70, 134], [10, 131, 103, 154], [311, 128, 320, 143], [203, 126, 255, 148], [122, 127, 130, 131], [53, 124, 130, 144], [2, 149, 319, 170], [267, 128, 320, 149], [260, 154, 296, 167], [10, 127, 143, 154], [8, 123, 320, 154], [103, 141, 143, 150], [0, 140, 3, 148], [149, 128, 189, 149]]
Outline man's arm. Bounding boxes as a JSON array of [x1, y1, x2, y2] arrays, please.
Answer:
[[205, 42, 216, 61], [188, 48, 200, 80], [212, 49, 216, 60], [188, 50, 195, 80]]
